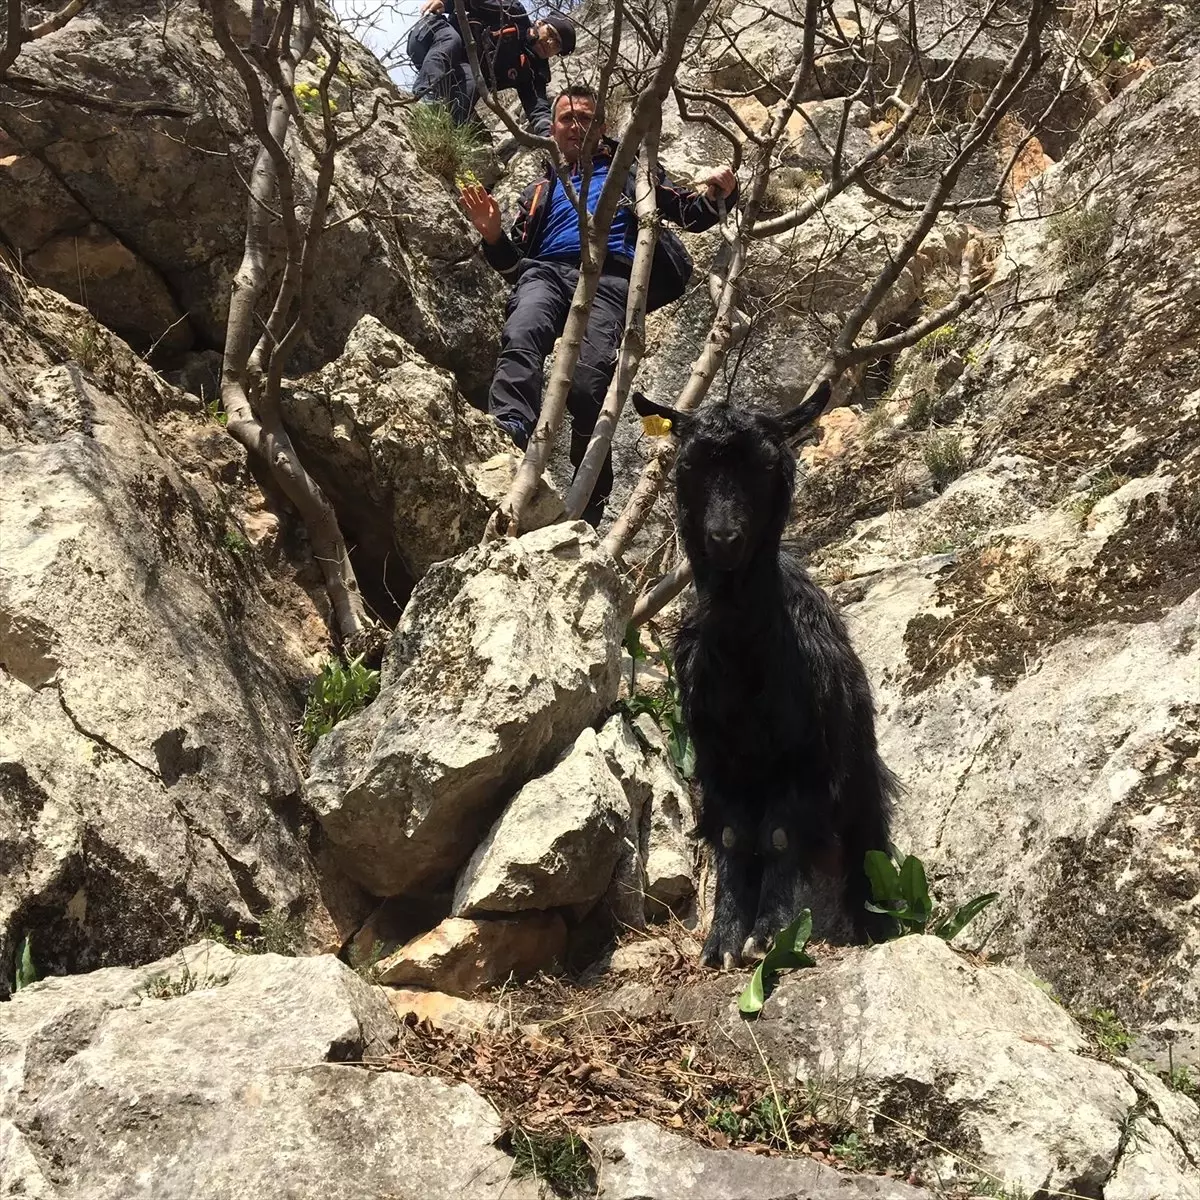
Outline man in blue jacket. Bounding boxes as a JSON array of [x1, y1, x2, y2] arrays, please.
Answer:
[[460, 84, 738, 524], [410, 0, 575, 136]]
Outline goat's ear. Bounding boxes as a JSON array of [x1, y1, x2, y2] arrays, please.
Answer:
[[631, 391, 690, 437], [777, 380, 832, 439]]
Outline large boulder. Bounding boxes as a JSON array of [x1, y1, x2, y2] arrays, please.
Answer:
[[0, 943, 538, 1199], [453, 726, 631, 917], [803, 56, 1200, 1065], [0, 285, 343, 996], [282, 316, 541, 610], [377, 912, 567, 995], [0, 0, 506, 391], [589, 1120, 932, 1200], [685, 937, 1200, 1198], [306, 522, 627, 897]]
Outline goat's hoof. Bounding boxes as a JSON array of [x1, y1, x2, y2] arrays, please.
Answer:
[[741, 934, 770, 962], [701, 930, 745, 970]]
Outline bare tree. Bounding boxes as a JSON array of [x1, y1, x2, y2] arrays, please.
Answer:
[[588, 0, 1081, 624], [210, 0, 384, 649]]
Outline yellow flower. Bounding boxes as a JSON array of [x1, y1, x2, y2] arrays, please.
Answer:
[[641, 414, 672, 437]]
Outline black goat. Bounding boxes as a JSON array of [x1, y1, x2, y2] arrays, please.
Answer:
[[633, 386, 897, 967]]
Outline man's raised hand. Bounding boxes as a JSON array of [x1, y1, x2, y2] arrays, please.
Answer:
[[419, 0, 445, 12], [459, 183, 502, 245], [699, 166, 737, 201]]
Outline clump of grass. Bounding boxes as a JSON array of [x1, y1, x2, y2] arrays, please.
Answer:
[[1081, 1007, 1133, 1057], [299, 653, 380, 749], [348, 940, 388, 983], [257, 908, 304, 955], [408, 102, 486, 181], [66, 322, 104, 373], [509, 1127, 593, 1196], [222, 528, 250, 557], [1162, 1065, 1199, 1102], [1047, 203, 1114, 289], [900, 360, 956, 430], [860, 400, 893, 441], [916, 321, 960, 362], [139, 955, 230, 1000], [923, 430, 967, 491], [1066, 467, 1129, 526], [202, 908, 304, 956]]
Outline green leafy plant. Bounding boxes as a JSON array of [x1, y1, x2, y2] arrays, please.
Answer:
[[408, 102, 486, 181], [864, 850, 998, 940], [831, 1131, 872, 1170], [916, 321, 960, 362], [704, 1090, 743, 1140], [222, 528, 250, 557], [1162, 1064, 1199, 1103], [623, 625, 695, 779], [509, 1127, 593, 1196], [299, 653, 380, 749], [1094, 33, 1134, 69], [923, 429, 967, 491], [1081, 1007, 1133, 1057], [293, 80, 337, 114], [205, 396, 228, 426], [738, 910, 816, 1016], [203, 908, 303, 956], [13, 933, 37, 992], [348, 940, 388, 983]]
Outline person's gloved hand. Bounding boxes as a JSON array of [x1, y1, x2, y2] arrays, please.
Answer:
[[459, 183, 502, 244]]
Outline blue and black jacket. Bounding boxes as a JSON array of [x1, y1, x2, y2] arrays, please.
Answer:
[[481, 138, 740, 311]]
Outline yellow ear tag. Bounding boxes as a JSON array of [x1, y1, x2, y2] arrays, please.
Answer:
[[641, 415, 672, 437]]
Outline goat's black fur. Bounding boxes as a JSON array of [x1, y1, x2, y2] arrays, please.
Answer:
[[633, 386, 898, 967]]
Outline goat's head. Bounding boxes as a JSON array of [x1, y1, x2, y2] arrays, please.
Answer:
[[632, 384, 831, 574]]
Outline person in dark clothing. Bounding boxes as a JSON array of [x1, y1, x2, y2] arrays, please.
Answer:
[[459, 84, 739, 525], [408, 0, 575, 136]]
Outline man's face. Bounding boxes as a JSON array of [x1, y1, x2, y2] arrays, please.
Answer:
[[552, 96, 600, 163], [531, 21, 561, 59]]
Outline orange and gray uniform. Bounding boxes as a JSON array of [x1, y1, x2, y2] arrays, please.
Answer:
[[409, 0, 552, 134]]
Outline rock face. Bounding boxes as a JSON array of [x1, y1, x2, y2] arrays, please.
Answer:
[[282, 316, 515, 606], [589, 1120, 932, 1200], [454, 727, 631, 916], [0, 285, 341, 996], [691, 937, 1200, 1198], [0, 943, 538, 1199], [306, 522, 627, 896], [795, 56, 1200, 1063], [0, 0, 505, 391]]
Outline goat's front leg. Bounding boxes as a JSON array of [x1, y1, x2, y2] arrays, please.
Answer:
[[701, 822, 761, 970], [742, 811, 806, 962]]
